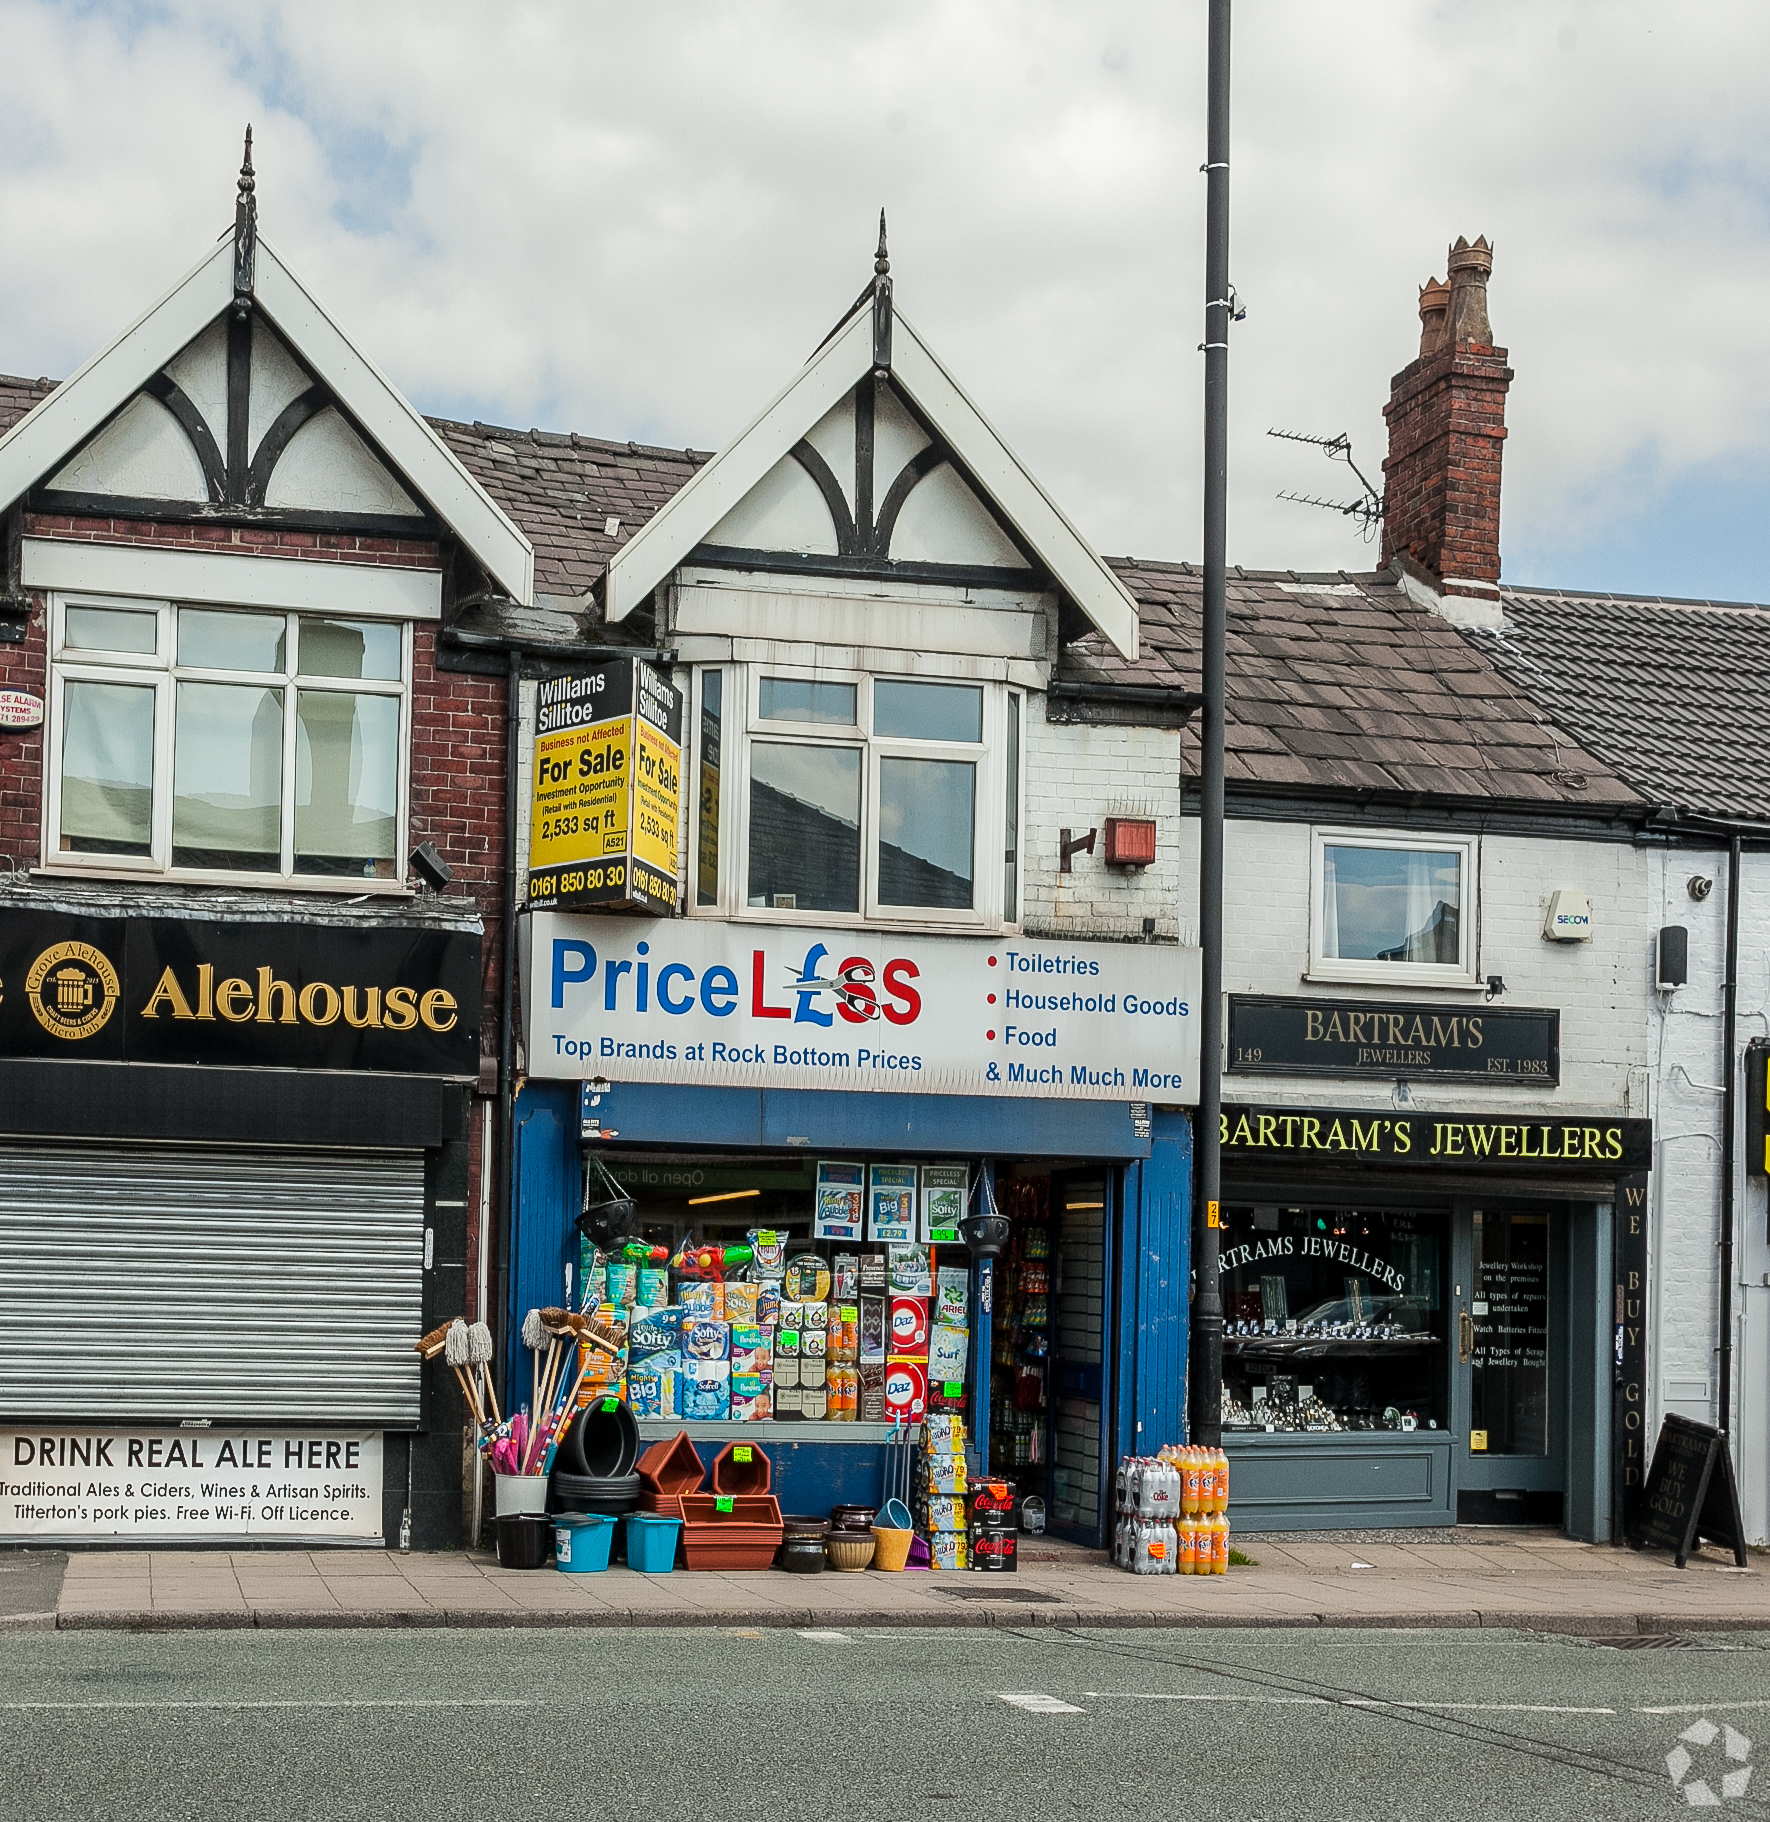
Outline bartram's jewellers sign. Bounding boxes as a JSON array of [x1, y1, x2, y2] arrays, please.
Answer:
[[1228, 995, 1559, 1086], [1221, 1104, 1651, 1170], [0, 911, 479, 1074], [0, 1427, 383, 1540]]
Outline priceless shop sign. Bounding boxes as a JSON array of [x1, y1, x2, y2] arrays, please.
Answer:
[[526, 912, 1201, 1103]]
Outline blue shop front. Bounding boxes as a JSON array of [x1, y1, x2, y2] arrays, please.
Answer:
[[510, 914, 1196, 1546]]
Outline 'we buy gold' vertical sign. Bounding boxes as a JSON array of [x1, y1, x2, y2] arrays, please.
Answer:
[[528, 658, 682, 913]]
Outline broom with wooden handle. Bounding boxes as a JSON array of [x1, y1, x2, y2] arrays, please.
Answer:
[[522, 1310, 574, 1472], [520, 1308, 545, 1420], [443, 1320, 485, 1427], [467, 1321, 501, 1425]]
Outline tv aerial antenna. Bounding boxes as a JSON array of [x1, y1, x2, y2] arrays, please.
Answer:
[[1268, 428, 1384, 539]]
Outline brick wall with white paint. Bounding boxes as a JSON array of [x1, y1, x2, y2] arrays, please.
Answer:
[[1643, 843, 1770, 1544], [1020, 703, 1186, 941], [1165, 815, 1654, 1112]]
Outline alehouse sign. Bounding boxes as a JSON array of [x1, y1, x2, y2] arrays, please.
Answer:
[[1228, 994, 1559, 1086], [0, 912, 480, 1075]]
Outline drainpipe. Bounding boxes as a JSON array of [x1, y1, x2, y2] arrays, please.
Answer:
[[1719, 833, 1740, 1434], [496, 648, 521, 1412]]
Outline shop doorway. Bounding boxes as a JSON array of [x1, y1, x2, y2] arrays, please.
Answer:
[[1452, 1205, 1568, 1525], [1048, 1175, 1111, 1544]]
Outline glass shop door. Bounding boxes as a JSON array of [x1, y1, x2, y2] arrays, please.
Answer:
[[1451, 1205, 1568, 1525]]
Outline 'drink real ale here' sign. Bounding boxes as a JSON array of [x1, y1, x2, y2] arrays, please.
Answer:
[[528, 659, 683, 914], [0, 1428, 384, 1540]]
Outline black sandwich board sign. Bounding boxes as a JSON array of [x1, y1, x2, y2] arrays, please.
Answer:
[[1625, 1414, 1748, 1568]]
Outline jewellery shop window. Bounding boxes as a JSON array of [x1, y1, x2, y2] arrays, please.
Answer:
[[570, 1154, 976, 1426], [1220, 1206, 1447, 1435]]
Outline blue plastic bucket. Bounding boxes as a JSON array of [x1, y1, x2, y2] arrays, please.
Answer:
[[553, 1513, 613, 1573], [625, 1512, 682, 1573]]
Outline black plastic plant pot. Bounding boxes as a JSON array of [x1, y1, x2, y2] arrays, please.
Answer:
[[576, 1196, 637, 1245], [959, 1212, 1012, 1258]]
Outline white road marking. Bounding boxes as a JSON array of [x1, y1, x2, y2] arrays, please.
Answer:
[[1642, 1700, 1770, 1716], [0, 1699, 536, 1711], [996, 1690, 1085, 1714], [797, 1630, 850, 1641], [1084, 1692, 1614, 1714]]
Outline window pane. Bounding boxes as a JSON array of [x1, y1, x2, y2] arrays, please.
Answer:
[[299, 617, 402, 681], [696, 669, 723, 907], [178, 607, 285, 673], [747, 740, 860, 912], [1322, 844, 1461, 963], [1470, 1211, 1550, 1457], [65, 606, 156, 655], [1004, 694, 1020, 922], [874, 679, 983, 743], [295, 690, 400, 877], [173, 682, 283, 870], [759, 677, 856, 726], [60, 681, 155, 855], [879, 756, 975, 909]]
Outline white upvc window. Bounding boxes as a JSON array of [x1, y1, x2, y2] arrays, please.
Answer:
[[691, 662, 1023, 932], [45, 593, 413, 888], [1308, 828, 1480, 987]]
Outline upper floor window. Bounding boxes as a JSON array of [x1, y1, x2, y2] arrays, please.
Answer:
[[693, 664, 1020, 930], [1309, 829, 1478, 987], [48, 595, 411, 886]]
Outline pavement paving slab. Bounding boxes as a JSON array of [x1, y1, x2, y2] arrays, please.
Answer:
[[28, 1530, 1768, 1633]]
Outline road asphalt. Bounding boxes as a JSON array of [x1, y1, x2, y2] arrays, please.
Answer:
[[2, 1623, 1768, 1821]]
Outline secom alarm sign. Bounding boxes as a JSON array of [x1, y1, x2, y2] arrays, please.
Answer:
[[526, 912, 1201, 1103]]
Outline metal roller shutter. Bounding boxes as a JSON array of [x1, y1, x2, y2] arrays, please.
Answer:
[[0, 1141, 424, 1423]]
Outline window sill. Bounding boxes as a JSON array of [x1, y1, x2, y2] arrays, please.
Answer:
[[694, 906, 1012, 938], [31, 865, 416, 899], [1300, 968, 1485, 992]]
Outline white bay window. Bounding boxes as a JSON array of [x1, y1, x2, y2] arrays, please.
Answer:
[[48, 594, 411, 885], [694, 664, 1021, 930]]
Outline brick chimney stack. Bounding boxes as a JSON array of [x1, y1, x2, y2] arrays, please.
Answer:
[[1381, 236, 1512, 613]]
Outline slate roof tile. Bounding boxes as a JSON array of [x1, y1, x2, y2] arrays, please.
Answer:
[[0, 370, 1641, 815], [1473, 587, 1770, 820]]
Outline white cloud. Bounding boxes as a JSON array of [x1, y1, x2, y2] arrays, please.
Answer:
[[3, 0, 1769, 593]]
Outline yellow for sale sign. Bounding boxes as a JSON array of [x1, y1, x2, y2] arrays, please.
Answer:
[[528, 659, 682, 912]]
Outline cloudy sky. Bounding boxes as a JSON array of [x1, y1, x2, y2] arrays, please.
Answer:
[[3, 1, 1766, 599]]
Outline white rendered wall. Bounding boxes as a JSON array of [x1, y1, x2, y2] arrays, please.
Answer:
[[1019, 701, 1185, 942], [1644, 842, 1770, 1544]]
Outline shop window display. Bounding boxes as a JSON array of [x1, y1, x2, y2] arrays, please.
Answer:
[[1220, 1205, 1446, 1434], [990, 1175, 1052, 1475], [567, 1154, 973, 1432]]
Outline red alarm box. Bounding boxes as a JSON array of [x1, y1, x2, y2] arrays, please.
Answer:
[[889, 1296, 930, 1359], [1103, 817, 1157, 868]]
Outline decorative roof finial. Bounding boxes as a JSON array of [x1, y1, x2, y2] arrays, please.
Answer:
[[871, 208, 893, 376], [233, 125, 257, 317]]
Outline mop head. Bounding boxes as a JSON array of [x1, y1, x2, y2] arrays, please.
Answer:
[[468, 1321, 494, 1365], [521, 1308, 544, 1350], [444, 1319, 471, 1367]]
